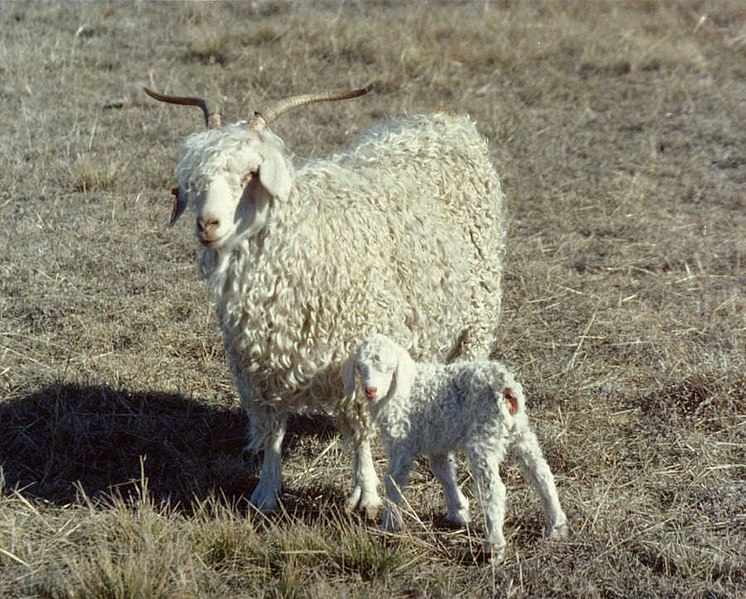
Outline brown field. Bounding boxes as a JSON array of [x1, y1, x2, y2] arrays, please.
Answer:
[[1, 1, 744, 597]]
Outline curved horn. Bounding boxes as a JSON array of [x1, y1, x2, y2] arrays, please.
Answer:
[[143, 87, 222, 129], [250, 84, 372, 129]]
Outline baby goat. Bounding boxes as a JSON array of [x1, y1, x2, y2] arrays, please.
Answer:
[[342, 334, 568, 559]]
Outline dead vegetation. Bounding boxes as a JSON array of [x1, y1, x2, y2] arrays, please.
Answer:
[[0, 1, 744, 596]]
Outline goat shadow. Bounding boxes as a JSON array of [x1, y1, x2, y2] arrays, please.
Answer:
[[0, 383, 340, 513]]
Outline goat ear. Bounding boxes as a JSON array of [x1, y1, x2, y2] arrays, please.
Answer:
[[341, 357, 357, 398], [392, 346, 416, 399], [255, 145, 292, 201]]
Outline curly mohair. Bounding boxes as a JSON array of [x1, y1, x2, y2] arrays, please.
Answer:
[[171, 109, 506, 514], [342, 334, 568, 560]]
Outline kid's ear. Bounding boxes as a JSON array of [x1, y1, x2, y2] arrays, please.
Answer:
[[391, 346, 416, 399], [503, 387, 518, 415], [341, 357, 357, 398]]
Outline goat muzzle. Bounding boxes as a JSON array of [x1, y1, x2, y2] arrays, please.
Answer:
[[198, 216, 220, 238]]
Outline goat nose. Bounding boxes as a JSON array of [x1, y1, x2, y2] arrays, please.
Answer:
[[198, 216, 220, 236], [364, 386, 377, 400]]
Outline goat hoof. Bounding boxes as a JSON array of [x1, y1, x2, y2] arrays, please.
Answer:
[[360, 497, 382, 520], [482, 542, 506, 562], [444, 511, 471, 529], [346, 488, 382, 520], [344, 487, 362, 512], [547, 521, 569, 540], [363, 504, 380, 521]]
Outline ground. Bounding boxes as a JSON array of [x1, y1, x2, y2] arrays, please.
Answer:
[[0, 1, 744, 597]]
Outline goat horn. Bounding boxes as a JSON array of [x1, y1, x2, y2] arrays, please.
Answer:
[[250, 84, 372, 129], [143, 87, 222, 129]]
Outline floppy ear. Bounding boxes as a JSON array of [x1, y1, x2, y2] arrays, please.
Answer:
[[255, 142, 292, 202], [391, 345, 416, 399], [341, 357, 357, 398]]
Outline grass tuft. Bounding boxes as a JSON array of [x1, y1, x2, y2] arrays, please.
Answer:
[[185, 32, 230, 66], [70, 154, 120, 193]]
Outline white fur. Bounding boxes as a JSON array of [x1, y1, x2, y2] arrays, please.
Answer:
[[166, 110, 506, 514], [342, 334, 568, 559]]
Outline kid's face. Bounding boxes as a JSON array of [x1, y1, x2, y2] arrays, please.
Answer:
[[356, 354, 396, 402]]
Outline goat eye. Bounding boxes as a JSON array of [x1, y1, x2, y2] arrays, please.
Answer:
[[240, 169, 259, 187]]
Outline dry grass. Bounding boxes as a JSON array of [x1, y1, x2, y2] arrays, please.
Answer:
[[1, 0, 744, 596]]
